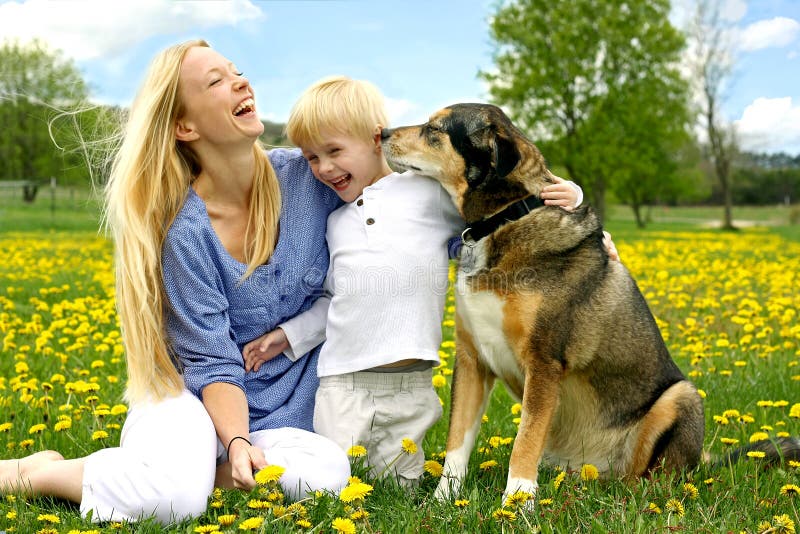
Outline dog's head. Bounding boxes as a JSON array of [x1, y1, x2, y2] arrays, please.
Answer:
[[381, 103, 555, 222]]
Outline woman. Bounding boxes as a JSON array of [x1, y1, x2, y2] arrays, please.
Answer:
[[0, 40, 349, 524]]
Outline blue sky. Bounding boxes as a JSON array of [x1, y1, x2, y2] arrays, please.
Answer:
[[1, 0, 799, 154]]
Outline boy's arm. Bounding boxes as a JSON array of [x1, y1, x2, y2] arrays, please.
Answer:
[[277, 289, 331, 361]]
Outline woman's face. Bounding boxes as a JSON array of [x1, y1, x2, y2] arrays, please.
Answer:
[[176, 46, 264, 146]]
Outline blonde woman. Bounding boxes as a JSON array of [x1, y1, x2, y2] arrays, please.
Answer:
[[0, 40, 349, 524]]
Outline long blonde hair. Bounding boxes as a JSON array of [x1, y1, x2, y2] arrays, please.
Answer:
[[104, 40, 281, 403]]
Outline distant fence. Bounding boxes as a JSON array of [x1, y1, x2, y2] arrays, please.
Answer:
[[0, 178, 97, 212]]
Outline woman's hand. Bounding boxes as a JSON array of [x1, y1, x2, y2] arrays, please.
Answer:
[[227, 438, 268, 491]]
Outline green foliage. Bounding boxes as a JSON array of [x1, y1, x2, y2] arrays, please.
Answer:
[[483, 0, 696, 223], [0, 39, 92, 187]]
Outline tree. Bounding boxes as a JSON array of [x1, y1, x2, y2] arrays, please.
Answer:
[[482, 0, 690, 222], [0, 39, 89, 191], [684, 0, 738, 229]]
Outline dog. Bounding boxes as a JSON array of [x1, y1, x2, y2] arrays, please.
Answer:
[[380, 103, 798, 504]]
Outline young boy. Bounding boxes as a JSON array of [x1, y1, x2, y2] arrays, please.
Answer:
[[243, 76, 583, 486]]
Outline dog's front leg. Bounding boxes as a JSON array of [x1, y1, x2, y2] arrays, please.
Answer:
[[503, 359, 562, 507], [435, 324, 494, 501]]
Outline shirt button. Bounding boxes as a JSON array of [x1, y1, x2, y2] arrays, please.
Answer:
[[357, 199, 364, 206], [280, 295, 286, 302], [274, 269, 281, 276], [366, 218, 375, 225]]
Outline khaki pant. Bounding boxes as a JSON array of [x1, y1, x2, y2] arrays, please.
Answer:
[[314, 369, 442, 483]]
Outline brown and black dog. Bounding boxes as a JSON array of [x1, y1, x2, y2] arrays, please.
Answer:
[[380, 103, 798, 504]]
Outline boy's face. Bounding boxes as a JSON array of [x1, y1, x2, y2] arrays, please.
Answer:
[[301, 130, 392, 203]]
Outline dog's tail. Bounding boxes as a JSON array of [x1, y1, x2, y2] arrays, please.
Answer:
[[709, 437, 800, 469]]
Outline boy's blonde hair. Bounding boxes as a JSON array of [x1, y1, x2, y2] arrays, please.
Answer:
[[286, 75, 389, 148], [104, 40, 281, 403]]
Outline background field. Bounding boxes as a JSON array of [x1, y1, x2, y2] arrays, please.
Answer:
[[0, 194, 798, 533]]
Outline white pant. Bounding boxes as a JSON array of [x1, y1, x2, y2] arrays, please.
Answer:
[[81, 389, 350, 524], [81, 389, 217, 524], [217, 428, 351, 501], [314, 369, 442, 482]]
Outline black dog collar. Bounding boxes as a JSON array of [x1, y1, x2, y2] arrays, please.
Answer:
[[463, 195, 544, 243]]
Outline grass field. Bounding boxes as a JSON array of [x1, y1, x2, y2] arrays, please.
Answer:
[[0, 196, 798, 533]]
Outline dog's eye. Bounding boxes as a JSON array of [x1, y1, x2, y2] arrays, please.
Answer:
[[426, 124, 441, 134]]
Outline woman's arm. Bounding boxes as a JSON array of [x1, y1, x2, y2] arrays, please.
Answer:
[[202, 382, 266, 491]]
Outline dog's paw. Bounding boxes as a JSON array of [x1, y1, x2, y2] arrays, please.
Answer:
[[434, 476, 462, 502], [502, 478, 538, 511]]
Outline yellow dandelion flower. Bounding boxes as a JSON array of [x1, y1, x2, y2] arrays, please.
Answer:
[[339, 482, 373, 503], [19, 439, 34, 448], [210, 500, 223, 508], [747, 451, 766, 459], [771, 514, 795, 533], [648, 502, 662, 514], [332, 517, 356, 534], [36, 514, 60, 523], [432, 374, 447, 388], [503, 491, 533, 508], [580, 464, 599, 481], [348, 476, 362, 484], [720, 437, 739, 446], [454, 499, 470, 507], [346, 445, 367, 458], [91, 430, 108, 441], [110, 404, 128, 416], [237, 516, 264, 530], [254, 464, 285, 485], [539, 498, 553, 505], [401, 438, 418, 455], [510, 403, 522, 415], [424, 460, 443, 477], [479, 460, 498, 470], [758, 520, 773, 531], [54, 420, 71, 432], [482, 414, 489, 423], [6, 511, 17, 520], [683, 482, 699, 499], [296, 518, 312, 528], [552, 470, 566, 489], [780, 484, 799, 496], [350, 509, 369, 521], [789, 460, 800, 469], [665, 499, 684, 516], [246, 499, 271, 509], [789, 403, 800, 418], [0, 422, 12, 432], [28, 423, 46, 434], [739, 414, 755, 424], [749, 431, 769, 443], [492, 508, 516, 522], [217, 514, 237, 526], [194, 526, 220, 533]]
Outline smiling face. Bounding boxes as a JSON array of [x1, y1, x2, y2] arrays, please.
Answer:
[[301, 130, 391, 203], [175, 46, 264, 146]]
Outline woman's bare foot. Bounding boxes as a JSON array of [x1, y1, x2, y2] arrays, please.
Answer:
[[0, 450, 65, 494]]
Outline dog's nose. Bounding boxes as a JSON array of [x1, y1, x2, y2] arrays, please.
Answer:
[[380, 128, 392, 140]]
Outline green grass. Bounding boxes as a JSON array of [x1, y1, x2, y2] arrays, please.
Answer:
[[0, 204, 798, 533]]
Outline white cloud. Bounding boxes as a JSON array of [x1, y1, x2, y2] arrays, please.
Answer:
[[384, 96, 423, 127], [0, 0, 264, 60], [721, 0, 747, 22], [739, 17, 800, 51], [735, 97, 800, 154]]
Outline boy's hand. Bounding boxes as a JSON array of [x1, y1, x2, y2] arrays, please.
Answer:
[[541, 176, 578, 211], [242, 328, 289, 372], [603, 231, 620, 262]]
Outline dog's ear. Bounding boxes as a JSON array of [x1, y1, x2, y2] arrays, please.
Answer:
[[492, 131, 520, 178]]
